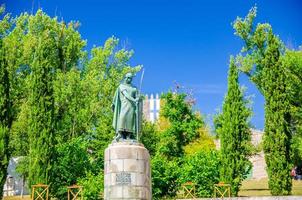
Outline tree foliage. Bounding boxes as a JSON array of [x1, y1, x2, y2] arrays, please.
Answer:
[[179, 150, 220, 197], [0, 7, 14, 199], [283, 51, 302, 165], [50, 137, 90, 199], [233, 7, 295, 195], [183, 127, 216, 155], [151, 155, 180, 199], [157, 92, 204, 158], [77, 171, 104, 200], [25, 10, 60, 186], [140, 120, 159, 157], [0, 7, 141, 198], [216, 57, 252, 196], [149, 91, 217, 199]]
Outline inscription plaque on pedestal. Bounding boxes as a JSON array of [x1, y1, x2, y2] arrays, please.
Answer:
[[116, 172, 131, 185]]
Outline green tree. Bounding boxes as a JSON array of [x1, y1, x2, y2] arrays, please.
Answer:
[[53, 21, 86, 143], [179, 150, 220, 197], [183, 127, 216, 155], [151, 91, 206, 199], [25, 10, 59, 186], [5, 9, 87, 190], [151, 155, 180, 199], [77, 171, 104, 200], [0, 20, 10, 200], [50, 137, 90, 199], [262, 36, 292, 195], [216, 57, 252, 196], [158, 92, 203, 158], [140, 120, 159, 156], [0, 6, 14, 198], [233, 7, 292, 194], [54, 67, 86, 143], [283, 50, 302, 166], [0, 6, 36, 197], [5, 12, 32, 159], [0, 7, 142, 197]]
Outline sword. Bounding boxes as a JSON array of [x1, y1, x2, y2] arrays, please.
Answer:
[[136, 68, 145, 141], [139, 68, 145, 94]]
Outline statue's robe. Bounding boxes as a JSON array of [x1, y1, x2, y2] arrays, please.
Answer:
[[112, 83, 138, 134]]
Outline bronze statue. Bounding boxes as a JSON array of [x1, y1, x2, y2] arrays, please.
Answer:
[[112, 73, 142, 141]]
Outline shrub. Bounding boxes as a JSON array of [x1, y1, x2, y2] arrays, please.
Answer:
[[77, 171, 104, 200], [179, 150, 220, 198], [151, 155, 180, 199], [50, 137, 91, 199]]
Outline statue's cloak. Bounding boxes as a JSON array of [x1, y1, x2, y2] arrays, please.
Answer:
[[112, 84, 137, 134], [112, 86, 121, 134]]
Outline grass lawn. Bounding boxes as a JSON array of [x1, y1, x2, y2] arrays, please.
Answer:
[[239, 178, 302, 196]]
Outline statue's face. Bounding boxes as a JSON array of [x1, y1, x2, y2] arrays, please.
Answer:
[[125, 76, 132, 84]]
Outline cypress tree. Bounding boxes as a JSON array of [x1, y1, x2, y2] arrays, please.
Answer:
[[27, 11, 58, 186], [0, 8, 13, 198], [233, 7, 292, 194], [0, 31, 11, 200], [262, 33, 292, 195], [218, 57, 252, 196]]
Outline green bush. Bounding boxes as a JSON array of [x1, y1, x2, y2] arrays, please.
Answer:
[[77, 171, 104, 200], [50, 137, 91, 199], [140, 121, 159, 156], [151, 155, 180, 199], [179, 150, 221, 198]]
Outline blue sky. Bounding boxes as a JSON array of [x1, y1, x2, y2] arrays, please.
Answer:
[[3, 0, 302, 130]]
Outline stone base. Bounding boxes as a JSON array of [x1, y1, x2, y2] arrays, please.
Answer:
[[104, 141, 152, 200]]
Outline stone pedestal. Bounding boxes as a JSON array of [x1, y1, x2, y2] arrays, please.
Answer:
[[104, 141, 152, 200]]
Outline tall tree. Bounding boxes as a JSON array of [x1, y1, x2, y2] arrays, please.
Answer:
[[0, 10, 11, 198], [152, 91, 205, 198], [25, 10, 60, 186], [283, 50, 302, 166], [53, 20, 86, 143], [0, 40, 10, 200], [0, 6, 19, 198], [262, 35, 291, 194], [217, 57, 252, 196], [2, 9, 88, 189], [158, 92, 204, 158], [233, 7, 292, 194], [5, 12, 32, 159], [0, 7, 142, 198]]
